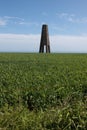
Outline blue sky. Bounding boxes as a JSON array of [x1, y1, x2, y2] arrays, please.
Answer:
[[0, 0, 87, 52]]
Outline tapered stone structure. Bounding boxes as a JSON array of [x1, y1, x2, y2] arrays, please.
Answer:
[[39, 24, 50, 53]]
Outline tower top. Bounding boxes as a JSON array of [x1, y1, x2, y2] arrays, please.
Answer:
[[42, 24, 48, 26], [42, 24, 48, 29]]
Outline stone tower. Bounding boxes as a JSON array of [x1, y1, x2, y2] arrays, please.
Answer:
[[39, 24, 50, 53]]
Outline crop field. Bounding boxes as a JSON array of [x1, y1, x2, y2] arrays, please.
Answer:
[[0, 53, 87, 130]]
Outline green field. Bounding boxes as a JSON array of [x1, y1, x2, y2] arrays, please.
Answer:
[[0, 53, 87, 130]]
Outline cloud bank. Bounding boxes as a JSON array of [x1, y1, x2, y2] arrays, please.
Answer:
[[0, 34, 87, 53]]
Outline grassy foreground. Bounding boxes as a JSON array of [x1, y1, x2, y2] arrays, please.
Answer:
[[0, 53, 87, 130]]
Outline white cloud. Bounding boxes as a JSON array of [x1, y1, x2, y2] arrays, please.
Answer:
[[0, 16, 24, 26], [4, 16, 24, 21], [0, 34, 87, 53], [57, 13, 68, 18], [19, 21, 39, 26], [57, 12, 87, 24], [51, 24, 67, 32], [0, 19, 7, 26], [0, 16, 39, 27], [57, 12, 75, 19]]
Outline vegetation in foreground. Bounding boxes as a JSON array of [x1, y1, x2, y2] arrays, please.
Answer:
[[0, 53, 87, 130]]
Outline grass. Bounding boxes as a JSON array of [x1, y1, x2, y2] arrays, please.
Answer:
[[0, 53, 87, 130]]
